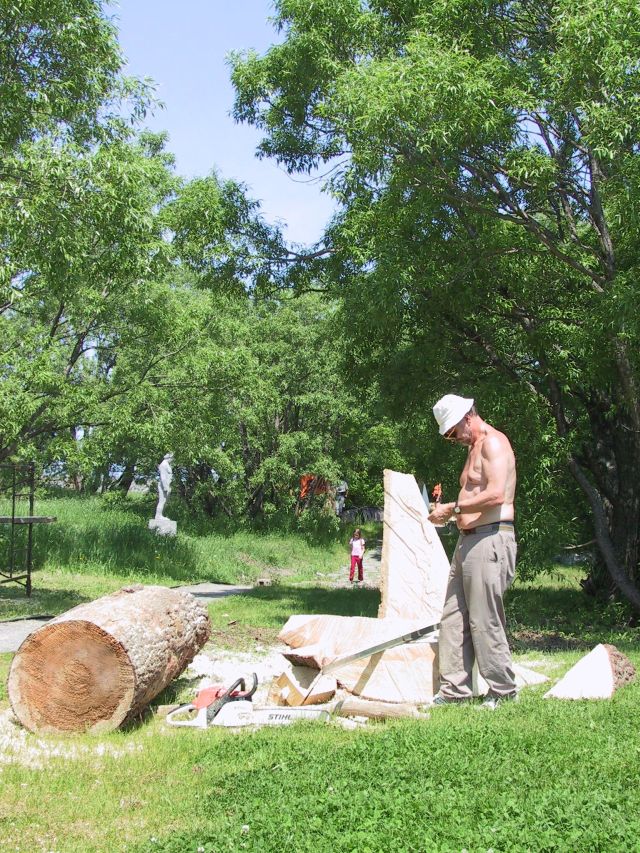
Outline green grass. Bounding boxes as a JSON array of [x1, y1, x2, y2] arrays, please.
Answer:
[[507, 567, 640, 657], [1, 495, 352, 620], [1, 498, 640, 852], [206, 585, 381, 650], [2, 679, 639, 852]]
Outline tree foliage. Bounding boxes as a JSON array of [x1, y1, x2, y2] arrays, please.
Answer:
[[231, 0, 640, 605], [0, 0, 150, 152], [0, 133, 180, 461], [0, 0, 409, 535]]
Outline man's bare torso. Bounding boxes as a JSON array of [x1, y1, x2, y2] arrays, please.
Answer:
[[457, 426, 516, 530]]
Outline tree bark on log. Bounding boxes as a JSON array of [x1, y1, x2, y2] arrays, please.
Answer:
[[8, 585, 211, 734]]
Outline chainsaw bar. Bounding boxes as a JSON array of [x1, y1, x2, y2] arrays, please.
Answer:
[[212, 701, 330, 727]]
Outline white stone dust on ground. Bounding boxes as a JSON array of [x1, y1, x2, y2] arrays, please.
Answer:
[[0, 709, 143, 770]]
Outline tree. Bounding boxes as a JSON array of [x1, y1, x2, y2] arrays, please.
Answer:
[[0, 132, 186, 465], [0, 0, 148, 152], [163, 175, 410, 523], [231, 0, 640, 606], [0, 1, 170, 472], [145, 290, 408, 525]]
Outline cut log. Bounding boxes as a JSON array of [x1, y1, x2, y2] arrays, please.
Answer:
[[8, 585, 211, 733], [544, 643, 635, 700], [378, 470, 450, 621]]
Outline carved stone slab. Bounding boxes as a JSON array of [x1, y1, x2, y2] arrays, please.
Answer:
[[378, 469, 450, 622], [278, 613, 439, 703]]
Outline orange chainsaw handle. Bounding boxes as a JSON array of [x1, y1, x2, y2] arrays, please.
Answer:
[[194, 673, 258, 709]]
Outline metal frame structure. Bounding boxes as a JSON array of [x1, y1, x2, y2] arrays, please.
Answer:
[[0, 463, 55, 596]]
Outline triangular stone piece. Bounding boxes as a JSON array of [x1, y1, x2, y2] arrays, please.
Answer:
[[544, 643, 635, 700], [378, 469, 450, 622]]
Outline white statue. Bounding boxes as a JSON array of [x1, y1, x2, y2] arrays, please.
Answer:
[[148, 453, 177, 536], [155, 453, 173, 519]]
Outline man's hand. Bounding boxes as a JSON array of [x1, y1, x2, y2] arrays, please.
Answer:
[[428, 502, 455, 525]]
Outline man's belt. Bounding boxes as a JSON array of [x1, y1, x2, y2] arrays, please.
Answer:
[[460, 521, 515, 536]]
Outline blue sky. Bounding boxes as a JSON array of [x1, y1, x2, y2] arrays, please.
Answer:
[[113, 1, 335, 246]]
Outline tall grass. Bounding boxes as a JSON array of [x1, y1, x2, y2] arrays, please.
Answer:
[[32, 496, 346, 582], [0, 495, 354, 619]]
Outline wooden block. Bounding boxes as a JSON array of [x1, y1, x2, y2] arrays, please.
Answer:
[[274, 667, 336, 707], [333, 696, 427, 720]]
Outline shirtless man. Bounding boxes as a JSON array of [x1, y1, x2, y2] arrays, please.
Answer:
[[428, 394, 517, 708]]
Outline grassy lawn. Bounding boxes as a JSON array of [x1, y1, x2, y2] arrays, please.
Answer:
[[1, 497, 639, 852], [0, 495, 354, 620]]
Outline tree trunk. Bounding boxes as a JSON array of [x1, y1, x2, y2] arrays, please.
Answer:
[[569, 457, 640, 612], [247, 484, 265, 518], [111, 463, 135, 493], [8, 585, 211, 733], [575, 388, 640, 606]]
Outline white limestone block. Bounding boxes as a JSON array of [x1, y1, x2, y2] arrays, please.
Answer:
[[544, 643, 635, 700], [378, 469, 450, 622], [278, 613, 439, 703], [148, 517, 177, 537]]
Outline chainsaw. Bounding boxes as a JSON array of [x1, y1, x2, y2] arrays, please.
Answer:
[[165, 673, 331, 728]]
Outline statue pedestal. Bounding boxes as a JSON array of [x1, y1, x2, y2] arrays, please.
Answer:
[[148, 516, 177, 537]]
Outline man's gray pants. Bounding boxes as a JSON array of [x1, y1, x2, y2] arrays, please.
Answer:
[[438, 526, 517, 700]]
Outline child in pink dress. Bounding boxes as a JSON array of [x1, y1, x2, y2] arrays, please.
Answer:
[[349, 528, 366, 583]]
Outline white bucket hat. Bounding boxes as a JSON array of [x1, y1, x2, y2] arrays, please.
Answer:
[[432, 394, 474, 435]]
